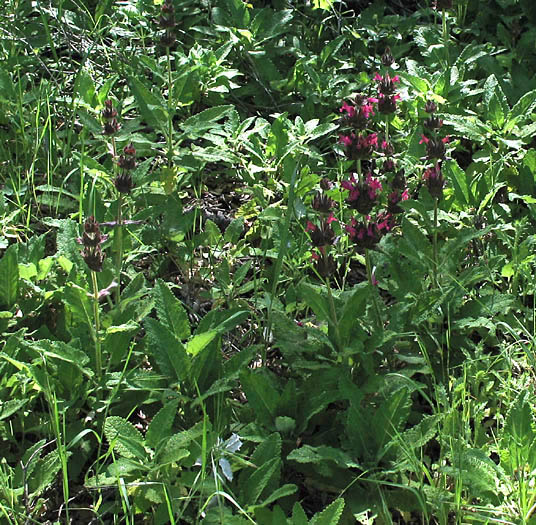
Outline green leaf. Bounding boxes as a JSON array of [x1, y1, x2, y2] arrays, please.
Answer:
[[502, 391, 536, 449], [444, 158, 471, 206], [440, 113, 490, 143], [298, 282, 330, 322], [0, 399, 28, 420], [251, 484, 298, 510], [338, 283, 368, 345], [312, 0, 334, 10], [508, 88, 536, 123], [375, 388, 411, 456], [74, 68, 96, 107], [145, 399, 180, 449], [156, 442, 190, 466], [28, 450, 63, 496], [144, 318, 190, 383], [104, 416, 146, 460], [153, 279, 190, 340], [310, 498, 345, 525], [399, 72, 429, 94], [244, 457, 281, 506], [128, 76, 167, 133], [155, 422, 203, 461], [240, 370, 279, 428], [63, 283, 93, 331], [180, 105, 234, 138], [186, 330, 219, 356], [0, 244, 18, 308], [292, 502, 309, 525]]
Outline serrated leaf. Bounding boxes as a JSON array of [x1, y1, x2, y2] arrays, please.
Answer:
[[187, 330, 218, 356], [397, 414, 441, 449], [63, 283, 93, 330], [243, 457, 280, 506], [292, 502, 309, 525], [145, 399, 179, 449], [155, 425, 202, 464], [310, 498, 345, 525], [0, 245, 18, 308], [144, 317, 189, 383], [251, 484, 298, 510], [128, 76, 167, 133], [28, 449, 63, 496], [104, 416, 146, 460], [298, 282, 330, 322], [181, 105, 233, 138], [502, 391, 536, 449], [240, 370, 279, 428], [153, 279, 190, 340], [0, 399, 28, 420]]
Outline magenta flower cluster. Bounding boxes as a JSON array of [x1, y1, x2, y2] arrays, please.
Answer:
[[305, 49, 413, 279], [420, 100, 449, 199]]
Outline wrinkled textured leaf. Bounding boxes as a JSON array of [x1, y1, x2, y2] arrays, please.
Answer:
[[104, 416, 146, 460]]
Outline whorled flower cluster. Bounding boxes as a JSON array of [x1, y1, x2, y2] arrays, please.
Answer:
[[78, 216, 108, 272]]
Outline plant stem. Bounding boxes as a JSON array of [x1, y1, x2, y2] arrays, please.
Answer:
[[433, 197, 439, 288], [442, 8, 449, 67], [365, 248, 382, 328], [325, 276, 342, 352], [166, 47, 173, 168], [114, 192, 123, 305], [91, 270, 102, 378]]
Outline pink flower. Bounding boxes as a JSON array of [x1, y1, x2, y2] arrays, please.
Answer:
[[305, 221, 316, 232], [339, 134, 354, 147], [339, 101, 356, 118], [419, 134, 429, 144]]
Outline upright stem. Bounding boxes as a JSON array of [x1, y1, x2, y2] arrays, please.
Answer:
[[442, 8, 449, 67], [114, 192, 123, 305], [91, 270, 102, 378], [166, 48, 173, 168], [365, 248, 382, 328], [325, 277, 341, 352], [385, 117, 390, 144], [433, 197, 439, 288]]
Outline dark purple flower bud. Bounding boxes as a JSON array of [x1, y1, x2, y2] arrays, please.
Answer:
[[345, 215, 390, 251], [159, 0, 176, 28], [306, 216, 337, 248], [434, 0, 452, 9], [341, 173, 382, 215], [424, 115, 443, 130], [103, 118, 120, 136], [339, 133, 378, 160], [423, 163, 445, 199], [378, 94, 400, 114], [117, 143, 137, 171], [380, 140, 395, 156], [425, 100, 438, 114], [387, 188, 409, 214], [320, 177, 332, 191], [312, 192, 335, 214], [311, 250, 336, 278], [79, 216, 107, 272], [102, 100, 118, 120], [391, 169, 406, 191], [374, 72, 400, 96], [381, 47, 395, 67], [420, 135, 449, 160], [382, 158, 396, 174], [114, 172, 135, 194]]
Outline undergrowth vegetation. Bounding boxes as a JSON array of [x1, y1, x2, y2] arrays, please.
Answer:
[[2, 0, 536, 523]]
